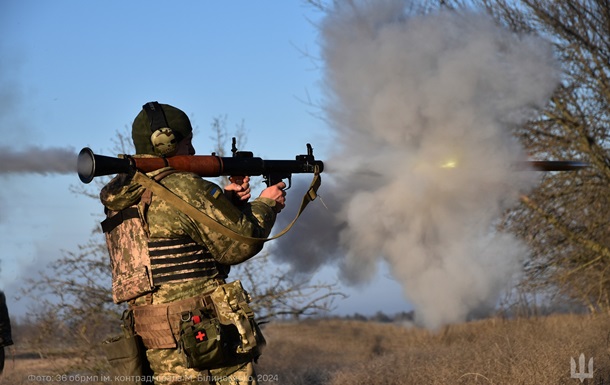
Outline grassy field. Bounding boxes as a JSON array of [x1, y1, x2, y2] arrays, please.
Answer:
[[257, 314, 610, 385], [2, 313, 609, 384]]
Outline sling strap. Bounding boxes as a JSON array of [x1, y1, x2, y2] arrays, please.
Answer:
[[132, 168, 322, 245]]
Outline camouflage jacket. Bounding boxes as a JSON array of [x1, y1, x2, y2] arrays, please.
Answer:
[[0, 291, 13, 348], [100, 168, 278, 303]]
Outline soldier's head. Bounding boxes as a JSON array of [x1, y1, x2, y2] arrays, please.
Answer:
[[132, 102, 194, 156]]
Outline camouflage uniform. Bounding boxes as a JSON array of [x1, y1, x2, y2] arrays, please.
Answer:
[[101, 167, 276, 385], [100, 103, 278, 385], [0, 291, 13, 375]]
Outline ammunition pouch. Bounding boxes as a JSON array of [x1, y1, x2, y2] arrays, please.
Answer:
[[102, 310, 152, 385], [210, 280, 265, 358]]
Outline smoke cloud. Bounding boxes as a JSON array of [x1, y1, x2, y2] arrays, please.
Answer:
[[273, 0, 559, 329], [0, 146, 76, 175]]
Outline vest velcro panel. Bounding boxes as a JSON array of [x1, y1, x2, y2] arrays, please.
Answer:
[[148, 238, 221, 285]]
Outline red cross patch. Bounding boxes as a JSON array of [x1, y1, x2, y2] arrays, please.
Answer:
[[195, 330, 207, 342]]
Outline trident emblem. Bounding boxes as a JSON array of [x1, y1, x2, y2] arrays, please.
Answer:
[[570, 353, 593, 383]]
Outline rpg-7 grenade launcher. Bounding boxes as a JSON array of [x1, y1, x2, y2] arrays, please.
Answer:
[[77, 138, 324, 186]]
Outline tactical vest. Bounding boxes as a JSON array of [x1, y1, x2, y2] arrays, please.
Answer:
[[102, 175, 225, 304]]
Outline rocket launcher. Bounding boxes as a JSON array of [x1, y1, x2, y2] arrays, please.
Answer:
[[77, 138, 324, 187]]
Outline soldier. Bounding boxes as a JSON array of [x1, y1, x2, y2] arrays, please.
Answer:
[[100, 102, 286, 384], [0, 291, 14, 375]]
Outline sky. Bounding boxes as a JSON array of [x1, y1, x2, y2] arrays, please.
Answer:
[[0, 1, 413, 318]]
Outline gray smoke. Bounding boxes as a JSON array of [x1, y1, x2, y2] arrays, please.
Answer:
[[0, 146, 76, 174], [273, 0, 559, 329]]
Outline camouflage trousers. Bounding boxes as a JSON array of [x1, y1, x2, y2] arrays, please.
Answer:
[[146, 348, 258, 385]]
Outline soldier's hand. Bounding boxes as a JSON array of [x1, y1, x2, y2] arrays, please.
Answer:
[[225, 176, 252, 204], [260, 181, 286, 213]]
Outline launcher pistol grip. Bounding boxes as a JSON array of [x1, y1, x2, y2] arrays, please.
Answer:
[[264, 173, 292, 189]]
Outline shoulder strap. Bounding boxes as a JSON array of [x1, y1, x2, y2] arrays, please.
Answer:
[[132, 169, 321, 245], [101, 207, 140, 233], [139, 169, 179, 235]]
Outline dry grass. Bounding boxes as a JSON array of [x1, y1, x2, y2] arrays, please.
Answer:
[[257, 313, 610, 385], [1, 313, 609, 384], [1, 354, 82, 384]]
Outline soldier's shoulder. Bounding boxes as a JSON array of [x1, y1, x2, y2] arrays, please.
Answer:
[[162, 171, 220, 198], [163, 171, 214, 186]]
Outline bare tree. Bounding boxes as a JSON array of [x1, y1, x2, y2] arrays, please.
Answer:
[[234, 254, 345, 323], [436, 0, 610, 310]]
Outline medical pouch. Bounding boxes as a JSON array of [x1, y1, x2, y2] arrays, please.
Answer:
[[179, 310, 227, 370]]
